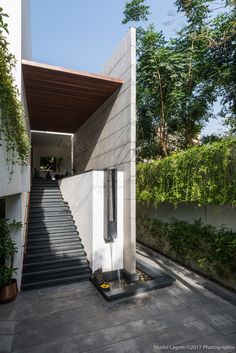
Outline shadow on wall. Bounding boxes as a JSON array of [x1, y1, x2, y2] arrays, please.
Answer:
[[73, 88, 120, 173]]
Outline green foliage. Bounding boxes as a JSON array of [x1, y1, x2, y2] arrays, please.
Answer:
[[0, 218, 21, 287], [137, 216, 236, 289], [122, 0, 150, 24], [0, 7, 30, 172], [137, 139, 236, 206], [0, 265, 17, 288], [224, 116, 236, 135], [122, 0, 236, 160], [201, 133, 224, 144]]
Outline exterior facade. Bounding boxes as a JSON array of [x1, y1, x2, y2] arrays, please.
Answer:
[[0, 0, 31, 287], [0, 0, 136, 288]]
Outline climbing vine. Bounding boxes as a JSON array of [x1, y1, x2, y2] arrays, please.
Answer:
[[0, 7, 30, 172], [137, 139, 236, 206]]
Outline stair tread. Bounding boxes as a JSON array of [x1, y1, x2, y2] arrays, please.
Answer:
[[28, 229, 78, 236], [27, 243, 84, 252], [30, 209, 70, 212], [31, 190, 61, 193], [29, 217, 73, 223], [23, 256, 89, 267], [21, 274, 91, 290], [25, 248, 86, 258], [29, 222, 75, 228], [23, 265, 91, 277], [28, 236, 80, 243], [29, 213, 71, 218], [28, 236, 79, 242]]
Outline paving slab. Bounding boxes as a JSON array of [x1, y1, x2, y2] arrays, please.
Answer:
[[100, 336, 150, 353], [0, 251, 235, 353], [143, 319, 216, 350], [0, 334, 13, 353], [0, 321, 16, 335]]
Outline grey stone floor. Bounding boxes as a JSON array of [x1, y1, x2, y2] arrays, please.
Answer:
[[0, 254, 236, 353]]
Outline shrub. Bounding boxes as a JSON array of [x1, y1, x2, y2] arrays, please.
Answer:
[[137, 216, 236, 290]]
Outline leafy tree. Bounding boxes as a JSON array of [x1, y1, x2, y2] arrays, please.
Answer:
[[123, 0, 236, 160], [122, 0, 150, 24], [175, 0, 236, 135], [138, 28, 193, 155], [169, 1, 219, 147]]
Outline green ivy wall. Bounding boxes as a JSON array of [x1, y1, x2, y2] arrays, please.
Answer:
[[137, 139, 236, 207]]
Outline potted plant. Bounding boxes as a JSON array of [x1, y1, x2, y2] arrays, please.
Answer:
[[0, 218, 22, 303]]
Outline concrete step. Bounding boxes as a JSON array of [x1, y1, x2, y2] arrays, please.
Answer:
[[27, 234, 80, 244], [27, 241, 84, 253], [31, 187, 61, 191], [23, 264, 91, 278], [30, 196, 63, 201], [24, 248, 87, 261], [31, 184, 59, 187], [29, 207, 70, 214], [31, 191, 61, 195], [28, 221, 75, 230], [31, 188, 59, 191], [23, 256, 89, 268], [32, 180, 58, 184], [30, 201, 67, 206], [29, 215, 73, 223], [30, 192, 62, 197], [28, 227, 78, 236], [29, 211, 71, 218], [21, 273, 91, 290], [31, 185, 59, 189]]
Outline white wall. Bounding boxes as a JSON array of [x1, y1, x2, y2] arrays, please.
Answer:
[[1, 0, 22, 92], [60, 171, 124, 272], [0, 0, 32, 289], [5, 192, 29, 289], [73, 28, 136, 274]]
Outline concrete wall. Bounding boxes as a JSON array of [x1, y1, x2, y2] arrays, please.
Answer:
[[73, 28, 136, 274], [137, 202, 236, 231], [22, 0, 32, 60], [60, 171, 124, 272]]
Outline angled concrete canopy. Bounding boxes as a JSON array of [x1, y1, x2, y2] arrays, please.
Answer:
[[22, 60, 123, 133]]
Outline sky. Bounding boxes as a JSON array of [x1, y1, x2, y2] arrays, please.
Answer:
[[30, 0, 226, 135]]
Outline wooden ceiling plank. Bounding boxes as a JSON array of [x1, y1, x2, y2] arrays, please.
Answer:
[[22, 60, 123, 84], [22, 60, 123, 133]]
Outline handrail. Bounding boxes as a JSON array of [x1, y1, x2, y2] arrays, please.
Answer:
[[23, 191, 30, 256]]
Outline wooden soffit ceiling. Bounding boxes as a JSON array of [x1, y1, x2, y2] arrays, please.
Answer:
[[22, 60, 123, 133]]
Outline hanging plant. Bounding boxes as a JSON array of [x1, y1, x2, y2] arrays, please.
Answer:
[[137, 138, 236, 206], [0, 7, 30, 176]]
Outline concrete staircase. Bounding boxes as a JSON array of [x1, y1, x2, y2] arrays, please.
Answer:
[[21, 179, 91, 290]]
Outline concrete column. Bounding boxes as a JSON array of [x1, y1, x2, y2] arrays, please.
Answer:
[[73, 28, 136, 274]]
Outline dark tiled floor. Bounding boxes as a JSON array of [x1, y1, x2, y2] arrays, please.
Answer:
[[0, 254, 236, 353]]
